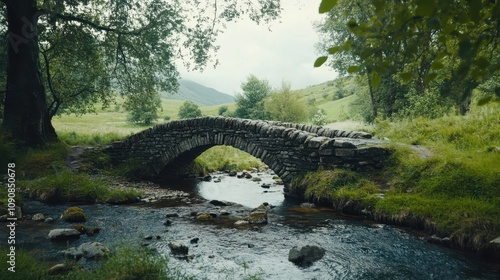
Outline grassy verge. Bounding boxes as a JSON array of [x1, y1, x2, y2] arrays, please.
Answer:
[[20, 169, 142, 204], [289, 105, 500, 251]]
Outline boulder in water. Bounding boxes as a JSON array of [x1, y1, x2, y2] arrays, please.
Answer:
[[288, 245, 326, 267], [48, 229, 82, 241]]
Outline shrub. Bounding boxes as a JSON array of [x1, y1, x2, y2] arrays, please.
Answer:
[[178, 101, 202, 119]]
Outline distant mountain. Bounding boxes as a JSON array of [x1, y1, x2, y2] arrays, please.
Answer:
[[161, 79, 235, 106]]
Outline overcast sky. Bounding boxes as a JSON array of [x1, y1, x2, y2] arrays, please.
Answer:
[[178, 0, 336, 95]]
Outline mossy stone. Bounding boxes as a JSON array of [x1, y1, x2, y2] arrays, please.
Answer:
[[61, 207, 87, 223]]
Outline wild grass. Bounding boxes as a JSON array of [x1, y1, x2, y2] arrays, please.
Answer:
[[0, 244, 193, 280], [20, 169, 142, 203], [0, 247, 48, 277]]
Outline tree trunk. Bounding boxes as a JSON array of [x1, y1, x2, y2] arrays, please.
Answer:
[[2, 0, 57, 146], [366, 71, 377, 119]]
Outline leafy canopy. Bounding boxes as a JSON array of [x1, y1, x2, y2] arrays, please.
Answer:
[[0, 0, 282, 118], [315, 0, 500, 115]]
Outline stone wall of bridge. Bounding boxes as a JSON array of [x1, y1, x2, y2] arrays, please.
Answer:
[[106, 116, 391, 184]]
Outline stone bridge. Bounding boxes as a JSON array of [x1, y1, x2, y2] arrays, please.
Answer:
[[106, 116, 391, 185]]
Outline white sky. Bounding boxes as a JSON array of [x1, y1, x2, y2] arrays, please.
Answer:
[[178, 0, 336, 95]]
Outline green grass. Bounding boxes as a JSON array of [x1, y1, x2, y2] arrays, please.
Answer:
[[20, 169, 142, 203], [317, 94, 357, 122], [193, 146, 266, 175]]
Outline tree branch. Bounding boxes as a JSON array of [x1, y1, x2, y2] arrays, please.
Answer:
[[38, 10, 149, 36], [41, 48, 61, 117]]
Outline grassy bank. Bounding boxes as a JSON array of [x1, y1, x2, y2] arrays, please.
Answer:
[[0, 244, 190, 280], [289, 105, 500, 251]]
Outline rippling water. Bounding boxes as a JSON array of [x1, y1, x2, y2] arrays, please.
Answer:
[[2, 172, 499, 279]]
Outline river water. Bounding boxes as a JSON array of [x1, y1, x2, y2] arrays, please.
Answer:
[[3, 171, 499, 279]]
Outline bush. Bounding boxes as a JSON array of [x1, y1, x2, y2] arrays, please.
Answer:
[[178, 101, 202, 119], [311, 109, 328, 125]]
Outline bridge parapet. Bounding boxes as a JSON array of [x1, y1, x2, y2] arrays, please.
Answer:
[[106, 116, 391, 184]]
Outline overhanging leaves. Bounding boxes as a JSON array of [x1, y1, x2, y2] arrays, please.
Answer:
[[319, 0, 338, 14], [314, 56, 328, 67]]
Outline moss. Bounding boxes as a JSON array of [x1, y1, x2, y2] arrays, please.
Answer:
[[73, 223, 88, 233], [61, 207, 87, 223], [86, 227, 101, 236], [195, 213, 212, 221]]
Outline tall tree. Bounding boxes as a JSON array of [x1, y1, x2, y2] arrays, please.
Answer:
[[235, 74, 272, 120], [264, 81, 308, 123], [1, 0, 281, 145], [316, 0, 499, 116]]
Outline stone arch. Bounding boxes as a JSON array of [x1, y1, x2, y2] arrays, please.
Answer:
[[154, 133, 284, 180]]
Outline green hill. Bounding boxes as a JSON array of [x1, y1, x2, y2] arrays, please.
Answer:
[[161, 79, 235, 106]]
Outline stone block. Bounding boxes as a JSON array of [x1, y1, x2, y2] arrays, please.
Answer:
[[307, 136, 329, 148], [332, 140, 357, 148], [335, 148, 357, 157]]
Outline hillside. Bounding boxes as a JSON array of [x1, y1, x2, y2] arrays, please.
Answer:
[[161, 79, 235, 106]]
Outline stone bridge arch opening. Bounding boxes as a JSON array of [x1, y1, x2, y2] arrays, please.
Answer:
[[155, 135, 283, 181]]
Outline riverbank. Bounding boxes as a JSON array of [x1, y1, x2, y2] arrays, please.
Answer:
[[286, 106, 500, 255]]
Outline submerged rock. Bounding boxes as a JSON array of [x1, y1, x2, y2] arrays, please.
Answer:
[[234, 220, 249, 226], [79, 242, 109, 258], [32, 213, 45, 221], [196, 213, 212, 221], [288, 245, 326, 267], [48, 229, 82, 241], [299, 202, 315, 208], [62, 242, 109, 259], [427, 235, 451, 247], [169, 241, 189, 255], [209, 200, 232, 206], [247, 210, 268, 224]]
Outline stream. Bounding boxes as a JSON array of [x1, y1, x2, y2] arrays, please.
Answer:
[[2, 170, 499, 279]]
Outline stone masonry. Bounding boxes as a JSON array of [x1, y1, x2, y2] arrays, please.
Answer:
[[106, 116, 391, 184]]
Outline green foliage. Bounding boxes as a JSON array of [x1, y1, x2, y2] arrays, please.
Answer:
[[178, 101, 202, 119], [316, 0, 499, 116], [0, 248, 48, 277], [311, 109, 328, 125], [394, 89, 454, 119], [124, 91, 162, 125], [291, 169, 361, 201], [218, 105, 229, 116], [16, 142, 69, 179], [39, 22, 112, 117], [59, 131, 125, 146], [264, 81, 308, 123], [235, 75, 272, 120]]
